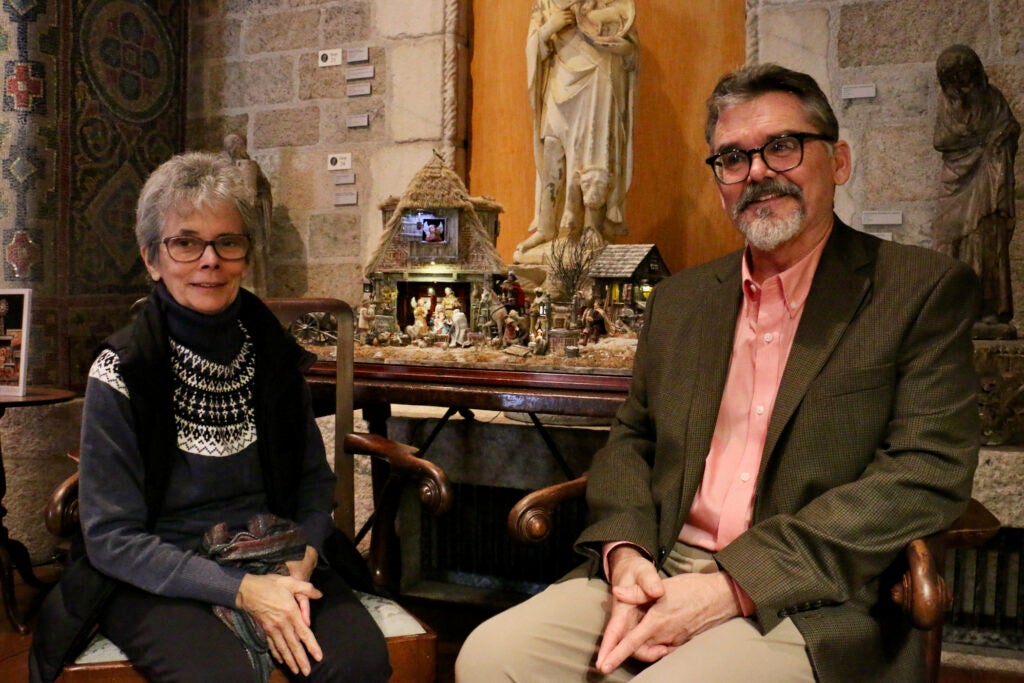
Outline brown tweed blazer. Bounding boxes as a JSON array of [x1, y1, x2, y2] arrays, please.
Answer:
[[576, 218, 981, 683]]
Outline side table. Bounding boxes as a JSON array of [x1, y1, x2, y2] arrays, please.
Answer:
[[0, 387, 76, 633]]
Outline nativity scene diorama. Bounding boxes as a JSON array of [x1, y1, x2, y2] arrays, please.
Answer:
[[355, 154, 666, 372]]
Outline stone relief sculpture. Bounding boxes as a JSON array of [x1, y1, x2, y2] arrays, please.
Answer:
[[222, 133, 272, 296], [932, 45, 1020, 337], [515, 0, 638, 265]]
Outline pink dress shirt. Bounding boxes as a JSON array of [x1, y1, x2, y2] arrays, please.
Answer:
[[603, 228, 830, 615]]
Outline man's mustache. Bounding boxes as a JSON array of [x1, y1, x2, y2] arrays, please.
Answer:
[[735, 178, 803, 214]]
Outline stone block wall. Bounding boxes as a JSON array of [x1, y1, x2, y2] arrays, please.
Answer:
[[186, 0, 469, 305], [752, 0, 1024, 330]]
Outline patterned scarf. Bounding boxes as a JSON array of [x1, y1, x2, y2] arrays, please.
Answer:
[[201, 514, 308, 682]]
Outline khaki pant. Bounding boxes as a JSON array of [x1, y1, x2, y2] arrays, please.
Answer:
[[455, 542, 814, 682]]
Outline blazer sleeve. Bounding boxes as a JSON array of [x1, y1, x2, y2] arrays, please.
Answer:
[[575, 284, 665, 565]]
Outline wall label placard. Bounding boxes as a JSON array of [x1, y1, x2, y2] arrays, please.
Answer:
[[346, 113, 370, 129], [345, 65, 375, 81]]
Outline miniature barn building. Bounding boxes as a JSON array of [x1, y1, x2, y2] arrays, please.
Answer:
[[365, 154, 506, 337], [588, 244, 669, 325]]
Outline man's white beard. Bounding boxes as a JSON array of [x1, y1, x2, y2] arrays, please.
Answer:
[[736, 204, 805, 252]]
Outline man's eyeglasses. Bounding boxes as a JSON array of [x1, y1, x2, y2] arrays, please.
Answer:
[[160, 234, 251, 263], [705, 132, 836, 185]]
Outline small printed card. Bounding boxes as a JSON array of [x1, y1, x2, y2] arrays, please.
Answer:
[[0, 289, 31, 395]]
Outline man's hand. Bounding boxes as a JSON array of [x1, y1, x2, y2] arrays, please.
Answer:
[[596, 557, 742, 674], [595, 546, 665, 672], [236, 572, 324, 676]]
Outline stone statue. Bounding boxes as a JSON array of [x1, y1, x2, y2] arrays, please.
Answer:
[[222, 133, 272, 296], [515, 0, 638, 265], [932, 45, 1020, 335]]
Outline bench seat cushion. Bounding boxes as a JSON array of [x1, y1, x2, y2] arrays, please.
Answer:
[[75, 591, 426, 665]]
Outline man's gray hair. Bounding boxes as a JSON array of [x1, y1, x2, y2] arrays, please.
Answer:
[[704, 63, 839, 146], [136, 151, 256, 263]]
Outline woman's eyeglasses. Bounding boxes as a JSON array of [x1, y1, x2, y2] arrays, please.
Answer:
[[159, 234, 251, 262]]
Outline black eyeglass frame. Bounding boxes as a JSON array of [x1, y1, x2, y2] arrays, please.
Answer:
[[704, 132, 837, 185], [159, 234, 252, 263]]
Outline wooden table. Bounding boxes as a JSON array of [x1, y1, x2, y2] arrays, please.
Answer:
[[0, 387, 76, 633], [304, 360, 631, 493], [306, 360, 631, 430]]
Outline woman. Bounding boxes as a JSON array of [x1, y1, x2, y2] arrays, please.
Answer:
[[76, 152, 390, 682]]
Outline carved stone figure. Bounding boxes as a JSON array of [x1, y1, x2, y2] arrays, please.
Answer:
[[932, 45, 1020, 335], [515, 0, 638, 265], [221, 133, 272, 295]]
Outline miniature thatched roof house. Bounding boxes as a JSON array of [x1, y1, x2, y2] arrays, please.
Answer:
[[364, 154, 506, 333], [365, 154, 505, 276]]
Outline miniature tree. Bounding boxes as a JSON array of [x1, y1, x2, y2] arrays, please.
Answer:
[[548, 230, 605, 326]]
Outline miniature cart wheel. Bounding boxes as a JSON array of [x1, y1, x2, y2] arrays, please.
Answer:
[[289, 312, 338, 345]]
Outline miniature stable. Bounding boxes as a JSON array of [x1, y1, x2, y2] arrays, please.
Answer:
[[357, 155, 665, 375]]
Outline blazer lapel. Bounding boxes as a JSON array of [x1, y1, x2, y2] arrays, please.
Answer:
[[670, 253, 743, 541], [761, 221, 874, 468]]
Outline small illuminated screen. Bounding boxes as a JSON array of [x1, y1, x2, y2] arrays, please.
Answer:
[[401, 212, 447, 244]]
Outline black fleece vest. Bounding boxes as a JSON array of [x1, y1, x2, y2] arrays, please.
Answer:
[[103, 288, 315, 528]]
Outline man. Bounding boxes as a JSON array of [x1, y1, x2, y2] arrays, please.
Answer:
[[456, 64, 980, 682]]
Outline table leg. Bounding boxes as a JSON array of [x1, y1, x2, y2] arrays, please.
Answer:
[[0, 409, 50, 634]]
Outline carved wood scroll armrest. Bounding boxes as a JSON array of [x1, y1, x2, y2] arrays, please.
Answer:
[[508, 474, 588, 544], [44, 471, 80, 539], [891, 538, 948, 630], [342, 432, 452, 515], [890, 498, 1001, 631]]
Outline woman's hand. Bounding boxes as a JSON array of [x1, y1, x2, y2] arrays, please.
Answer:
[[236, 572, 323, 676], [285, 545, 319, 625]]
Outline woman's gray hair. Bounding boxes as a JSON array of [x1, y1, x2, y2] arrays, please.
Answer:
[[704, 63, 840, 147], [136, 151, 256, 263]]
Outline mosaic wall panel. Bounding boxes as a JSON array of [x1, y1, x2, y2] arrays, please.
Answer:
[[63, 0, 185, 296], [55, 0, 184, 386], [1, 0, 56, 287]]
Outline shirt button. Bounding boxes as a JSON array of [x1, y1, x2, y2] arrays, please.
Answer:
[[763, 332, 773, 343], [740, 472, 751, 482], [755, 405, 765, 415]]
